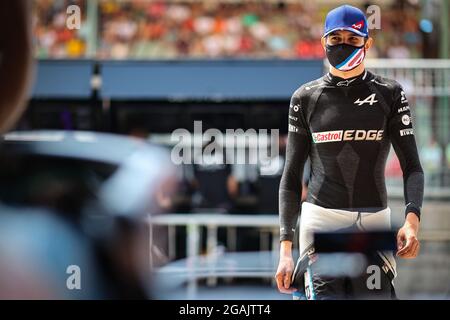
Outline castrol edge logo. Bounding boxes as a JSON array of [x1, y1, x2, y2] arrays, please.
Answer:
[[312, 130, 384, 143]]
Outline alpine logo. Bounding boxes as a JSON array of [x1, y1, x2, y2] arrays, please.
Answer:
[[354, 93, 378, 106], [352, 20, 364, 30]]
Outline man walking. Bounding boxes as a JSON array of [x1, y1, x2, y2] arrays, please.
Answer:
[[276, 4, 424, 299]]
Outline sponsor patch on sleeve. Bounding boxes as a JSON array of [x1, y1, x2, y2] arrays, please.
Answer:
[[289, 124, 299, 133], [399, 128, 414, 136], [397, 105, 410, 113], [401, 114, 411, 126]]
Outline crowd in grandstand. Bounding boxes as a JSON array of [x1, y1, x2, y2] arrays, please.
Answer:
[[34, 0, 423, 59], [34, 0, 87, 58]]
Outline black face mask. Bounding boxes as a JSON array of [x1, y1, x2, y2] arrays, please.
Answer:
[[326, 43, 366, 71]]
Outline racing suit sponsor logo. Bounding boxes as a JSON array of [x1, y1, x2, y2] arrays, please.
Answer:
[[397, 105, 410, 113], [289, 124, 299, 133], [401, 114, 411, 126], [290, 104, 300, 112], [312, 130, 342, 143], [400, 91, 408, 104], [343, 130, 383, 141], [354, 93, 378, 106], [312, 130, 384, 143], [289, 115, 298, 122], [400, 128, 414, 136], [337, 78, 357, 87]]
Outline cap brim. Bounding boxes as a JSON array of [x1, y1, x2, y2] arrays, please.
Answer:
[[323, 27, 368, 38]]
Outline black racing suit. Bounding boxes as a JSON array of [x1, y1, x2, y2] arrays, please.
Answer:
[[279, 70, 424, 299]]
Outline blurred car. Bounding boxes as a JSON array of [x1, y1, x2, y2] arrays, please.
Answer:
[[0, 130, 175, 299]]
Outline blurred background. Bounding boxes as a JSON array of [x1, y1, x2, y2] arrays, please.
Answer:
[[2, 0, 449, 299]]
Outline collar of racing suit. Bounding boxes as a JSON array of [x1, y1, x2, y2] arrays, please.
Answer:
[[324, 70, 374, 87]]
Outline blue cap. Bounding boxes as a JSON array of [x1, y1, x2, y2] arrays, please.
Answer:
[[323, 5, 369, 38]]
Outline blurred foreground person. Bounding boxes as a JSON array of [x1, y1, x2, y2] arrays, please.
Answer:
[[0, 1, 174, 299], [0, 1, 33, 132]]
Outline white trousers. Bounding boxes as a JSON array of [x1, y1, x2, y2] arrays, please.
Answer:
[[299, 201, 397, 278]]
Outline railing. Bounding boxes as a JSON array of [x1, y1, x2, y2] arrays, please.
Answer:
[[365, 59, 450, 97], [362, 59, 450, 197]]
